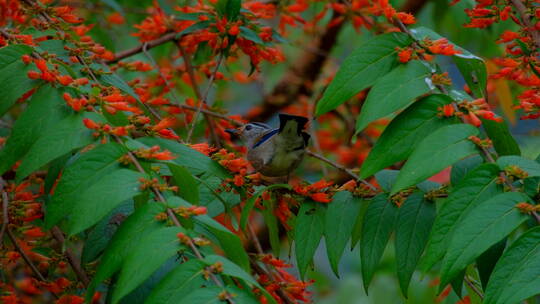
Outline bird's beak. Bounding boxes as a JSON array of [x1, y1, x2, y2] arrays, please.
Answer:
[[225, 128, 240, 136]]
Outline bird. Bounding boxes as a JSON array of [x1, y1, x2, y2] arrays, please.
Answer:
[[226, 113, 310, 177]]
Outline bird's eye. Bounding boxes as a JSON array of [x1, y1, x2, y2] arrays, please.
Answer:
[[245, 125, 253, 131]]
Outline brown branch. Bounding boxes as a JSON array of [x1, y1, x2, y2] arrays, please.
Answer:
[[0, 181, 8, 250], [399, 0, 430, 15], [464, 276, 484, 300], [306, 150, 377, 191], [106, 32, 178, 64], [510, 0, 540, 51], [50, 227, 91, 286]]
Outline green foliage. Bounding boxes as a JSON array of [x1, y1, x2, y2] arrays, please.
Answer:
[[316, 33, 412, 116], [360, 194, 398, 292], [391, 124, 479, 194], [395, 192, 435, 297], [294, 200, 325, 278], [355, 60, 433, 132], [360, 94, 457, 179], [0, 44, 36, 116]]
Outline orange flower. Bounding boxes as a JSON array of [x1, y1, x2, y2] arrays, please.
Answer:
[[152, 150, 176, 160], [83, 118, 100, 130], [152, 117, 177, 131], [396, 12, 415, 24], [310, 192, 332, 203], [24, 227, 45, 238], [107, 12, 125, 25], [397, 48, 413, 63]]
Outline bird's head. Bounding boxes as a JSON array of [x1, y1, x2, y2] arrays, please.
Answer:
[[226, 122, 271, 146]]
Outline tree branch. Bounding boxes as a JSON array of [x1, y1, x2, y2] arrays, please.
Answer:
[[510, 0, 540, 51], [106, 32, 178, 64]]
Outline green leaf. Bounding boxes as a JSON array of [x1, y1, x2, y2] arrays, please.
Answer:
[[0, 44, 37, 116], [477, 239, 506, 290], [350, 199, 369, 249], [101, 73, 140, 102], [450, 155, 483, 185], [315, 33, 412, 116], [240, 26, 264, 45], [45, 143, 127, 228], [375, 170, 399, 192], [168, 163, 200, 204], [360, 194, 399, 292], [395, 192, 436, 297], [356, 60, 433, 132], [145, 259, 207, 304], [111, 226, 186, 304], [137, 137, 230, 178], [484, 226, 540, 304], [204, 255, 259, 287], [240, 184, 290, 230], [481, 119, 520, 156], [82, 202, 133, 264], [324, 191, 362, 276], [63, 169, 143, 235], [86, 203, 165, 303], [168, 286, 224, 304], [439, 192, 530, 288], [16, 113, 94, 181], [410, 27, 487, 98], [262, 199, 281, 256], [361, 94, 457, 178], [295, 200, 325, 278], [497, 155, 540, 177], [391, 124, 479, 194], [421, 163, 502, 271], [216, 0, 241, 20], [168, 197, 250, 271], [0, 85, 70, 175]]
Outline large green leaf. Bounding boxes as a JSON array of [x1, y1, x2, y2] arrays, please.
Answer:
[[85, 203, 166, 303], [0, 85, 71, 175], [168, 163, 200, 204], [45, 143, 127, 228], [82, 202, 133, 264], [111, 226, 186, 304], [16, 113, 95, 181], [167, 286, 224, 304], [360, 94, 457, 178], [410, 27, 487, 99], [0, 44, 37, 116], [360, 194, 399, 292], [137, 137, 230, 178], [481, 119, 520, 156], [168, 197, 250, 271], [315, 33, 412, 116], [216, 0, 241, 20], [477, 239, 506, 290], [439, 192, 530, 288], [295, 200, 325, 278], [350, 199, 369, 249], [484, 226, 540, 304], [497, 155, 540, 177], [324, 191, 362, 276], [145, 259, 207, 304], [62, 169, 143, 235], [356, 60, 433, 132], [391, 124, 479, 194], [421, 163, 502, 271], [449, 155, 483, 185], [395, 192, 436, 297]]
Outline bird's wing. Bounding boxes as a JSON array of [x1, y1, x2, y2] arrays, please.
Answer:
[[252, 128, 279, 149], [278, 114, 309, 136]]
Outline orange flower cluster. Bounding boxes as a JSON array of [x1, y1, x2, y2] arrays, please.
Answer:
[[458, 98, 503, 127], [133, 145, 177, 161], [256, 254, 313, 304], [293, 180, 333, 203], [82, 118, 133, 138]]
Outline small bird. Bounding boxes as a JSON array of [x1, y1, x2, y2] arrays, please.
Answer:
[[226, 114, 310, 177]]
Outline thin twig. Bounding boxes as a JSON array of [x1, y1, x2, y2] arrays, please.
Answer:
[[464, 276, 484, 300], [50, 227, 91, 286], [179, 104, 242, 126], [249, 258, 295, 304], [186, 53, 225, 143], [306, 150, 377, 191], [106, 32, 178, 64]]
